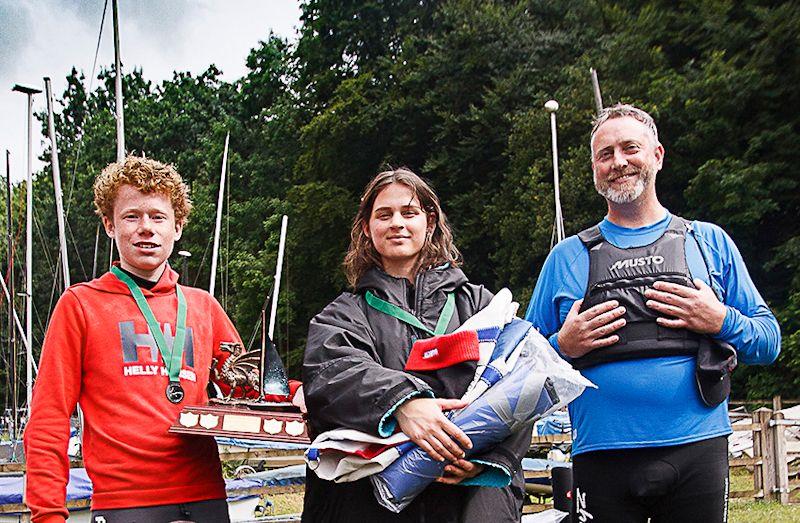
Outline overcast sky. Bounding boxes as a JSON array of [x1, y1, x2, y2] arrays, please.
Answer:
[[0, 0, 302, 182]]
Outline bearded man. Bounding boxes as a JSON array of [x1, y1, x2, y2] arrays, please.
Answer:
[[525, 104, 780, 522]]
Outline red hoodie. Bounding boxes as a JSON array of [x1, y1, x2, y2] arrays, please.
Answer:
[[23, 266, 243, 522]]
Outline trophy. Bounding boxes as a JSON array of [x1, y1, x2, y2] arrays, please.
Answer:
[[169, 216, 309, 444]]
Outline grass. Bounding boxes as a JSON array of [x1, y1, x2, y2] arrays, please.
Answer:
[[730, 467, 755, 492], [265, 489, 800, 521], [248, 468, 800, 520], [729, 468, 800, 522], [223, 464, 305, 516], [729, 500, 800, 522], [264, 491, 304, 515]]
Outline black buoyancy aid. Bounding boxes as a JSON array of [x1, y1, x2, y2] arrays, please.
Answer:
[[572, 215, 715, 370]]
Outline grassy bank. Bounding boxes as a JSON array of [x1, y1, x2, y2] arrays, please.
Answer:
[[260, 469, 800, 520], [729, 468, 800, 522]]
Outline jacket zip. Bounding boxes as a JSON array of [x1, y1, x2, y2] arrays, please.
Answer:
[[400, 276, 418, 347], [414, 270, 425, 315], [412, 271, 427, 344]]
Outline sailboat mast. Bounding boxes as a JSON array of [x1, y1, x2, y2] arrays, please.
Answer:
[[44, 78, 71, 289], [112, 0, 125, 163], [11, 84, 41, 412], [5, 150, 16, 437], [590, 67, 604, 116], [209, 132, 229, 297], [92, 224, 100, 279], [261, 215, 288, 393], [26, 93, 35, 412], [107, 0, 125, 269], [259, 308, 266, 396], [268, 215, 288, 341]]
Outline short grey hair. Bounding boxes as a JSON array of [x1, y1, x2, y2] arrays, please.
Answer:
[[590, 103, 659, 152]]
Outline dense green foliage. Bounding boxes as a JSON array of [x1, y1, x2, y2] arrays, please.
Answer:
[[1, 0, 798, 403]]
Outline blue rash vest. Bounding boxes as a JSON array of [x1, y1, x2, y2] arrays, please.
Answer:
[[525, 211, 780, 455]]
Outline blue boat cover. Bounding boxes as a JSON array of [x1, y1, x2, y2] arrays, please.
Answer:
[[0, 464, 307, 506]]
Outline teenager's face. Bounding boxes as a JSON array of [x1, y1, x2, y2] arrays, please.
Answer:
[[364, 182, 432, 279], [102, 184, 182, 281]]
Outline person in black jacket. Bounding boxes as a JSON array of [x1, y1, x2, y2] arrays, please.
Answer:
[[302, 168, 530, 522]]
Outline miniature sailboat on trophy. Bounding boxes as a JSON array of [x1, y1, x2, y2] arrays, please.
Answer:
[[169, 215, 309, 443]]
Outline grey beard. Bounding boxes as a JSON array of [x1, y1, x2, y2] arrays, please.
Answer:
[[594, 165, 654, 204]]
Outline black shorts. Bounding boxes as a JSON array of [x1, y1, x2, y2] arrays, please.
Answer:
[[90, 498, 230, 523], [571, 436, 729, 523]]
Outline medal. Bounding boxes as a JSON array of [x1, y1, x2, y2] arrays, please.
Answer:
[[166, 382, 185, 404], [112, 266, 188, 404]]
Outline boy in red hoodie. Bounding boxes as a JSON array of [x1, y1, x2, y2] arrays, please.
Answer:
[[24, 156, 245, 522]]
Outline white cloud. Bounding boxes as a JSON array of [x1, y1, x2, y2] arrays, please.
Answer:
[[0, 0, 301, 182]]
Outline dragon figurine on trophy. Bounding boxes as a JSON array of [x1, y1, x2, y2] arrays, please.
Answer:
[[169, 215, 309, 443]]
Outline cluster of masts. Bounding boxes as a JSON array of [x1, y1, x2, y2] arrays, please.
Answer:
[[2, 0, 128, 442], [4, 1, 291, 442], [3, 0, 606, 442]]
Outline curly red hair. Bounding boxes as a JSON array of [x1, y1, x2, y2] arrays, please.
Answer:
[[93, 155, 192, 225]]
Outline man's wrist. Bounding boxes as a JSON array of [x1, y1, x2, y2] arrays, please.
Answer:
[[713, 306, 735, 339], [556, 330, 574, 356], [707, 301, 728, 335]]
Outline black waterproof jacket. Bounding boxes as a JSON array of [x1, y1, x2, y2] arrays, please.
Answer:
[[302, 266, 530, 522]]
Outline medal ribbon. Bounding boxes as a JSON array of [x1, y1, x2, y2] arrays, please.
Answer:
[[111, 266, 187, 385], [365, 291, 455, 336]]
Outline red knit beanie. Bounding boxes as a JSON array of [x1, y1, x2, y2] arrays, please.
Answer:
[[404, 330, 480, 371]]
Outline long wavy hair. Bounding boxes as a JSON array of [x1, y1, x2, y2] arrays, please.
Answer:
[[343, 168, 461, 287]]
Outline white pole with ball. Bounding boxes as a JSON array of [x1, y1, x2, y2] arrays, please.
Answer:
[[545, 99, 565, 245]]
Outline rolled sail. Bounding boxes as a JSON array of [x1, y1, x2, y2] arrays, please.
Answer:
[[371, 324, 592, 512]]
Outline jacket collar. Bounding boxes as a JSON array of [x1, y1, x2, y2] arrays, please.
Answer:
[[84, 262, 180, 297], [355, 265, 467, 308]]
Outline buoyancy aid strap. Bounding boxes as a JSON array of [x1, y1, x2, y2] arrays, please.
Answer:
[[579, 215, 688, 248], [683, 219, 726, 303], [365, 290, 455, 337], [624, 322, 699, 342], [577, 225, 604, 249], [666, 215, 689, 234]]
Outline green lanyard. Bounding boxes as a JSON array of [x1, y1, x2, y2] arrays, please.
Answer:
[[365, 290, 455, 336], [111, 266, 187, 393]]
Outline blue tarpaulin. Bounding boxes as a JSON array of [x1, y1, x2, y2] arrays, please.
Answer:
[[0, 463, 306, 507]]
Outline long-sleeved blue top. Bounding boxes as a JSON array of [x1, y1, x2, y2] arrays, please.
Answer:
[[525, 211, 780, 455]]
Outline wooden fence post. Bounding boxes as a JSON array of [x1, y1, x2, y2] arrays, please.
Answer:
[[754, 407, 777, 501], [773, 409, 790, 504], [752, 409, 764, 499]]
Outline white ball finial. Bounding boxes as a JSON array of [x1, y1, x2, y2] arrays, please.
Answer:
[[544, 99, 559, 113]]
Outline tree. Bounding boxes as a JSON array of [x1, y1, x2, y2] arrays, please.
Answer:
[[6, 0, 798, 397]]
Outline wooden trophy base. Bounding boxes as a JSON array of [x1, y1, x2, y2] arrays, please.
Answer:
[[169, 400, 309, 444]]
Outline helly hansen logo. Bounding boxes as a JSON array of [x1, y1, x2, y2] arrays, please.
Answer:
[[609, 255, 664, 272], [119, 321, 195, 367]]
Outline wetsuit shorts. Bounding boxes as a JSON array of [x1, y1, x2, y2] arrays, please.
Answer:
[[571, 436, 729, 523], [90, 498, 230, 523]]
